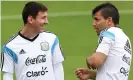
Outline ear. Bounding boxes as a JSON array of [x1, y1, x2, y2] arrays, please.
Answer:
[[27, 15, 34, 24], [107, 17, 113, 26]]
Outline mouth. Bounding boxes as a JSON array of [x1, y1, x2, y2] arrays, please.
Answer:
[[41, 24, 45, 28], [94, 28, 99, 32], [40, 25, 44, 29]]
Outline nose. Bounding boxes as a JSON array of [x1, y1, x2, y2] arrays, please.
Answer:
[[45, 17, 48, 24], [92, 20, 96, 27]]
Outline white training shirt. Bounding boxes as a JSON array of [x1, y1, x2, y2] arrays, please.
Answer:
[[96, 27, 132, 80], [1, 31, 64, 80]]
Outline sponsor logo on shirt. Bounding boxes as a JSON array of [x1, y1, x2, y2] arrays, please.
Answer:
[[25, 54, 46, 66], [122, 54, 131, 66], [120, 67, 129, 77], [124, 40, 131, 54], [26, 66, 48, 77]]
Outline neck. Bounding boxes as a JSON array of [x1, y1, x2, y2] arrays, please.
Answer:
[[20, 24, 38, 38], [109, 23, 116, 27]]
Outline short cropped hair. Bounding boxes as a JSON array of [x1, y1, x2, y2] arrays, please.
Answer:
[[92, 2, 120, 25], [22, 1, 48, 24]]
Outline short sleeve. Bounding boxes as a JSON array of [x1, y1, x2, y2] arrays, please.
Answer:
[[1, 45, 18, 73], [96, 31, 115, 55], [51, 37, 64, 65]]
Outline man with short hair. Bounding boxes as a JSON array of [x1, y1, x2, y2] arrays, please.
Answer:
[[1, 1, 64, 80], [75, 2, 132, 80]]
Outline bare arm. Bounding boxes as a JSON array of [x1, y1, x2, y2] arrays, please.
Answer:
[[75, 68, 96, 80], [86, 31, 115, 69], [86, 52, 107, 69], [88, 70, 96, 79]]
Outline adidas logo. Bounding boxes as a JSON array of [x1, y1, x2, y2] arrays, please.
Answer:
[[19, 49, 26, 54]]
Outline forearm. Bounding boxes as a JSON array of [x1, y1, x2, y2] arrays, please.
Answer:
[[87, 52, 106, 69], [88, 71, 96, 79], [53, 62, 64, 80], [86, 56, 97, 69], [3, 72, 13, 80]]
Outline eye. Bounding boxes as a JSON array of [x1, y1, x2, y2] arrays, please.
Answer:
[[94, 17, 100, 22], [42, 16, 46, 19]]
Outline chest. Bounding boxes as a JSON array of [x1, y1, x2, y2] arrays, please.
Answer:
[[13, 40, 53, 66]]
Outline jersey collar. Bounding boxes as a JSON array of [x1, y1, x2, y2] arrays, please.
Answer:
[[18, 31, 39, 42]]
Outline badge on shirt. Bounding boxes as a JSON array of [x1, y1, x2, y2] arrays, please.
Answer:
[[40, 42, 49, 51]]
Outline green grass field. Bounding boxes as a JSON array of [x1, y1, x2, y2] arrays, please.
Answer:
[[1, 1, 133, 80]]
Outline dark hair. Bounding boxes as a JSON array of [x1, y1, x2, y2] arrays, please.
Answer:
[[22, 1, 48, 24], [92, 2, 120, 25]]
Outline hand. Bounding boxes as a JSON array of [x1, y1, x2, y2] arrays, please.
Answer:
[[75, 68, 89, 80]]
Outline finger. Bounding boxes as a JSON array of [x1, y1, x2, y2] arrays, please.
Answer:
[[77, 73, 82, 78], [76, 68, 84, 71], [76, 70, 81, 75], [75, 68, 84, 73], [75, 69, 80, 74], [79, 74, 87, 80]]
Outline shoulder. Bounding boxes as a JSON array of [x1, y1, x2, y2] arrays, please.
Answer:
[[40, 31, 58, 39], [108, 27, 128, 39], [4, 33, 19, 46], [2, 33, 19, 52], [107, 27, 121, 33], [99, 28, 116, 41], [100, 27, 122, 38]]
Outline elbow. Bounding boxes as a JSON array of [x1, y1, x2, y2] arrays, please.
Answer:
[[92, 56, 104, 68]]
